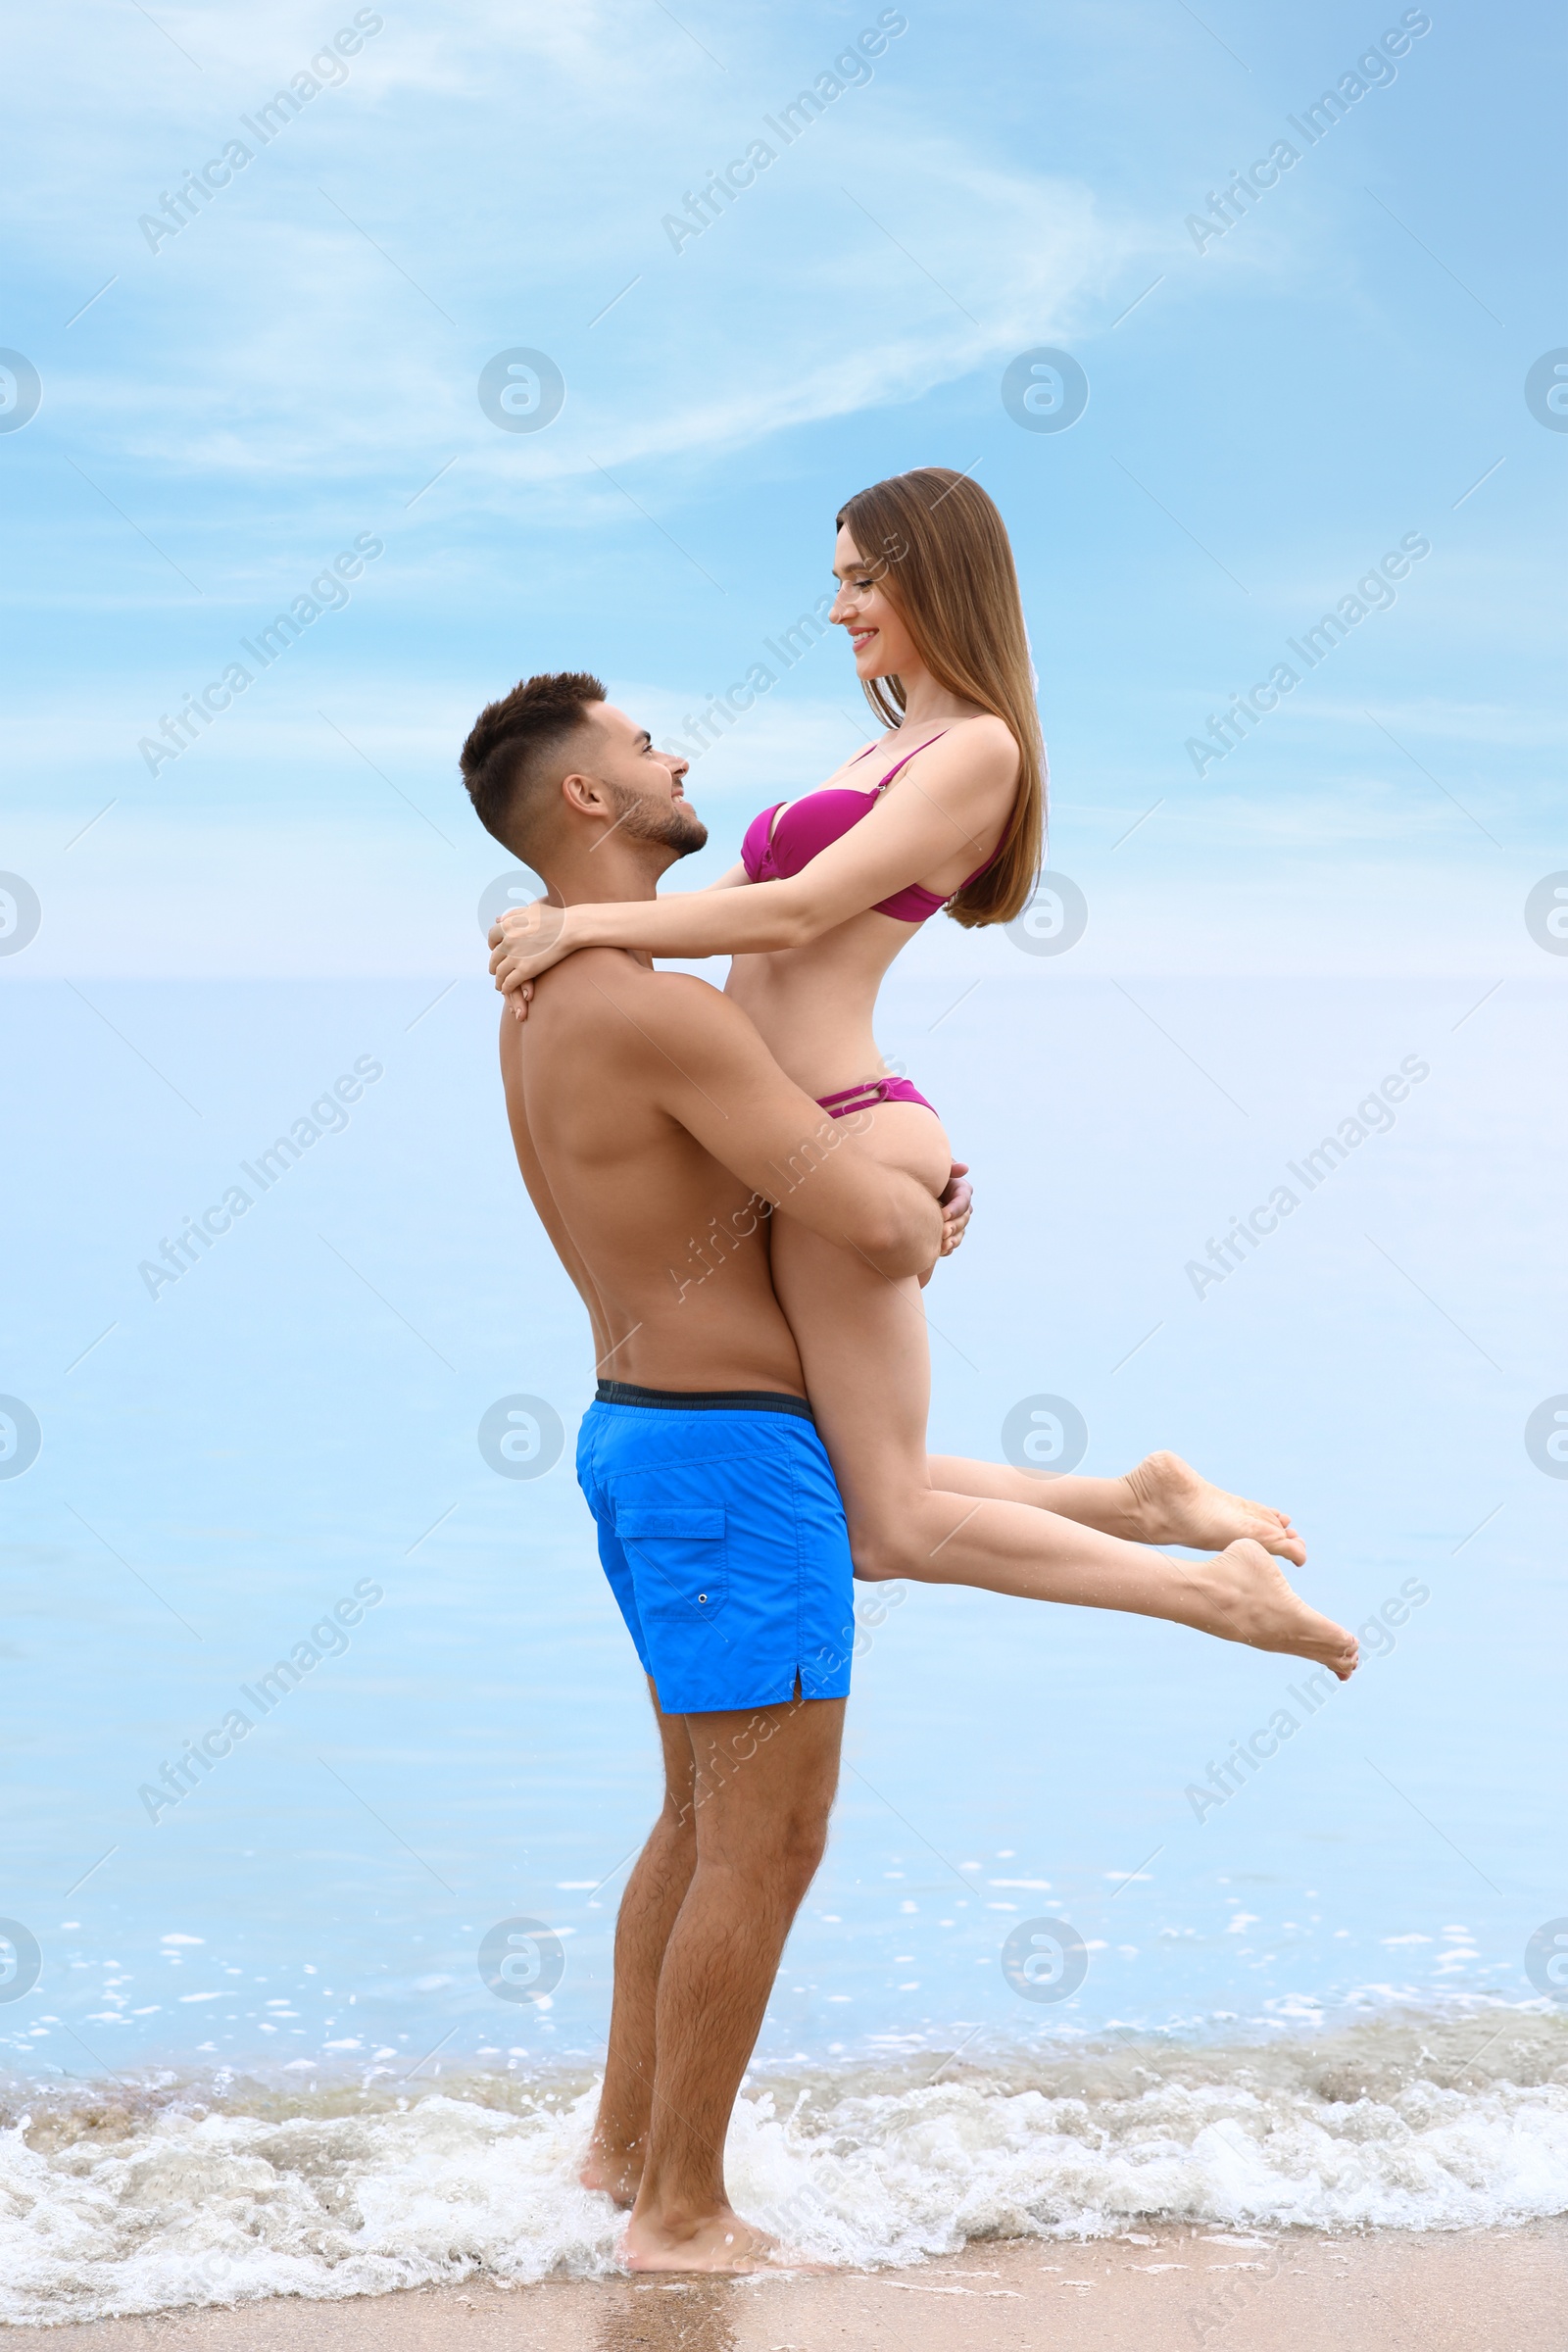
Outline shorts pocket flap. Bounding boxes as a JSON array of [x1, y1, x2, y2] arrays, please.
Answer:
[[616, 1507, 726, 1542]]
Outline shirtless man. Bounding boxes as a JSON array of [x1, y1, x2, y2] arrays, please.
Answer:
[[461, 671, 946, 2273]]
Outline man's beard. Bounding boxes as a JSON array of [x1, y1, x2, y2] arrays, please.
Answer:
[[604, 786, 708, 858]]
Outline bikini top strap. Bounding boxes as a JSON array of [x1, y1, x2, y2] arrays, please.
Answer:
[[875, 730, 949, 792]]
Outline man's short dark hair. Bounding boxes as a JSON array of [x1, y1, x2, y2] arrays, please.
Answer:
[[460, 670, 606, 857]]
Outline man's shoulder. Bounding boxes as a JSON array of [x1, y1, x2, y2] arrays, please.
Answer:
[[538, 951, 730, 1040]]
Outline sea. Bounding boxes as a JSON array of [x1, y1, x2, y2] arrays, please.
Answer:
[[2, 970, 1564, 2322]]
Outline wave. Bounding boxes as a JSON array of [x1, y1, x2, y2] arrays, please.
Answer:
[[3, 2004, 1565, 2325]]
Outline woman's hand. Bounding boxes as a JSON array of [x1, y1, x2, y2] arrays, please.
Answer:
[[489, 901, 571, 1001]]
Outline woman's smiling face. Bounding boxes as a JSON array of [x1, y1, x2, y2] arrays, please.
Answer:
[[829, 523, 920, 683]]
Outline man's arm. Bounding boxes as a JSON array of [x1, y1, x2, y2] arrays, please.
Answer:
[[582, 956, 942, 1279]]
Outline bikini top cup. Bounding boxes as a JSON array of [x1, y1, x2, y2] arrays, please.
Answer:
[[739, 732, 1002, 924], [741, 790, 952, 922]]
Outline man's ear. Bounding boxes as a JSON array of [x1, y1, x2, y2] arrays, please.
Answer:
[[560, 767, 609, 817]]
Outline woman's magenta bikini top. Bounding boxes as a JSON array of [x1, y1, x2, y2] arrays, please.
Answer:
[[740, 732, 1001, 923]]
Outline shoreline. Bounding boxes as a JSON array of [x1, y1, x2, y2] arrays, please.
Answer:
[[13, 2221, 1566, 2349]]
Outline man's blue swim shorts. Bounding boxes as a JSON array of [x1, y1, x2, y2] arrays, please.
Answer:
[[576, 1380, 856, 1715]]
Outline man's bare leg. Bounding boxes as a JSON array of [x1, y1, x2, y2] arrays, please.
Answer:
[[927, 1450, 1307, 1566], [580, 1688, 696, 2207], [622, 1690, 845, 2275]]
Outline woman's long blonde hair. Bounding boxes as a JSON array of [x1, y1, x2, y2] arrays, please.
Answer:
[[836, 467, 1044, 927]]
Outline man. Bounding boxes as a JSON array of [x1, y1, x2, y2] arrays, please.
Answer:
[[460, 671, 944, 2273]]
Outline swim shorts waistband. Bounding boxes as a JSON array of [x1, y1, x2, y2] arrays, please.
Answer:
[[594, 1379, 814, 1421]]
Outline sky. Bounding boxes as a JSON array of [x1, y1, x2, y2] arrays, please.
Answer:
[[1, 0, 1564, 978]]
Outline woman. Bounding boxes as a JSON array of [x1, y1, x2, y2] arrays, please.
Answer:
[[492, 468, 1355, 1677]]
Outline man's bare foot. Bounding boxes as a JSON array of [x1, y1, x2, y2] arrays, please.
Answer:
[[1179, 1538, 1357, 1678], [1123, 1450, 1306, 1567], [621, 2204, 808, 2275], [579, 2143, 641, 2208]]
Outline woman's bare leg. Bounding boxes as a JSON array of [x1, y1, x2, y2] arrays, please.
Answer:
[[842, 1106, 1305, 1560], [770, 1212, 1356, 1677], [925, 1453, 1307, 1566]]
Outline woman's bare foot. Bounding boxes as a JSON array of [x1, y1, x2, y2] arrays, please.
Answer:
[[1178, 1539, 1357, 1677], [1123, 1450, 1306, 1567], [579, 2142, 641, 2208], [620, 2205, 806, 2275]]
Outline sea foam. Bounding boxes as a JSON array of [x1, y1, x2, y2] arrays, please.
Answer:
[[3, 2006, 1565, 2325]]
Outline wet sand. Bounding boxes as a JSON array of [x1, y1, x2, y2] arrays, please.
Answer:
[[16, 2220, 1565, 2350]]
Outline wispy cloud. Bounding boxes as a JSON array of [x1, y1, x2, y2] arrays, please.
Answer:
[[15, 6, 1152, 503]]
